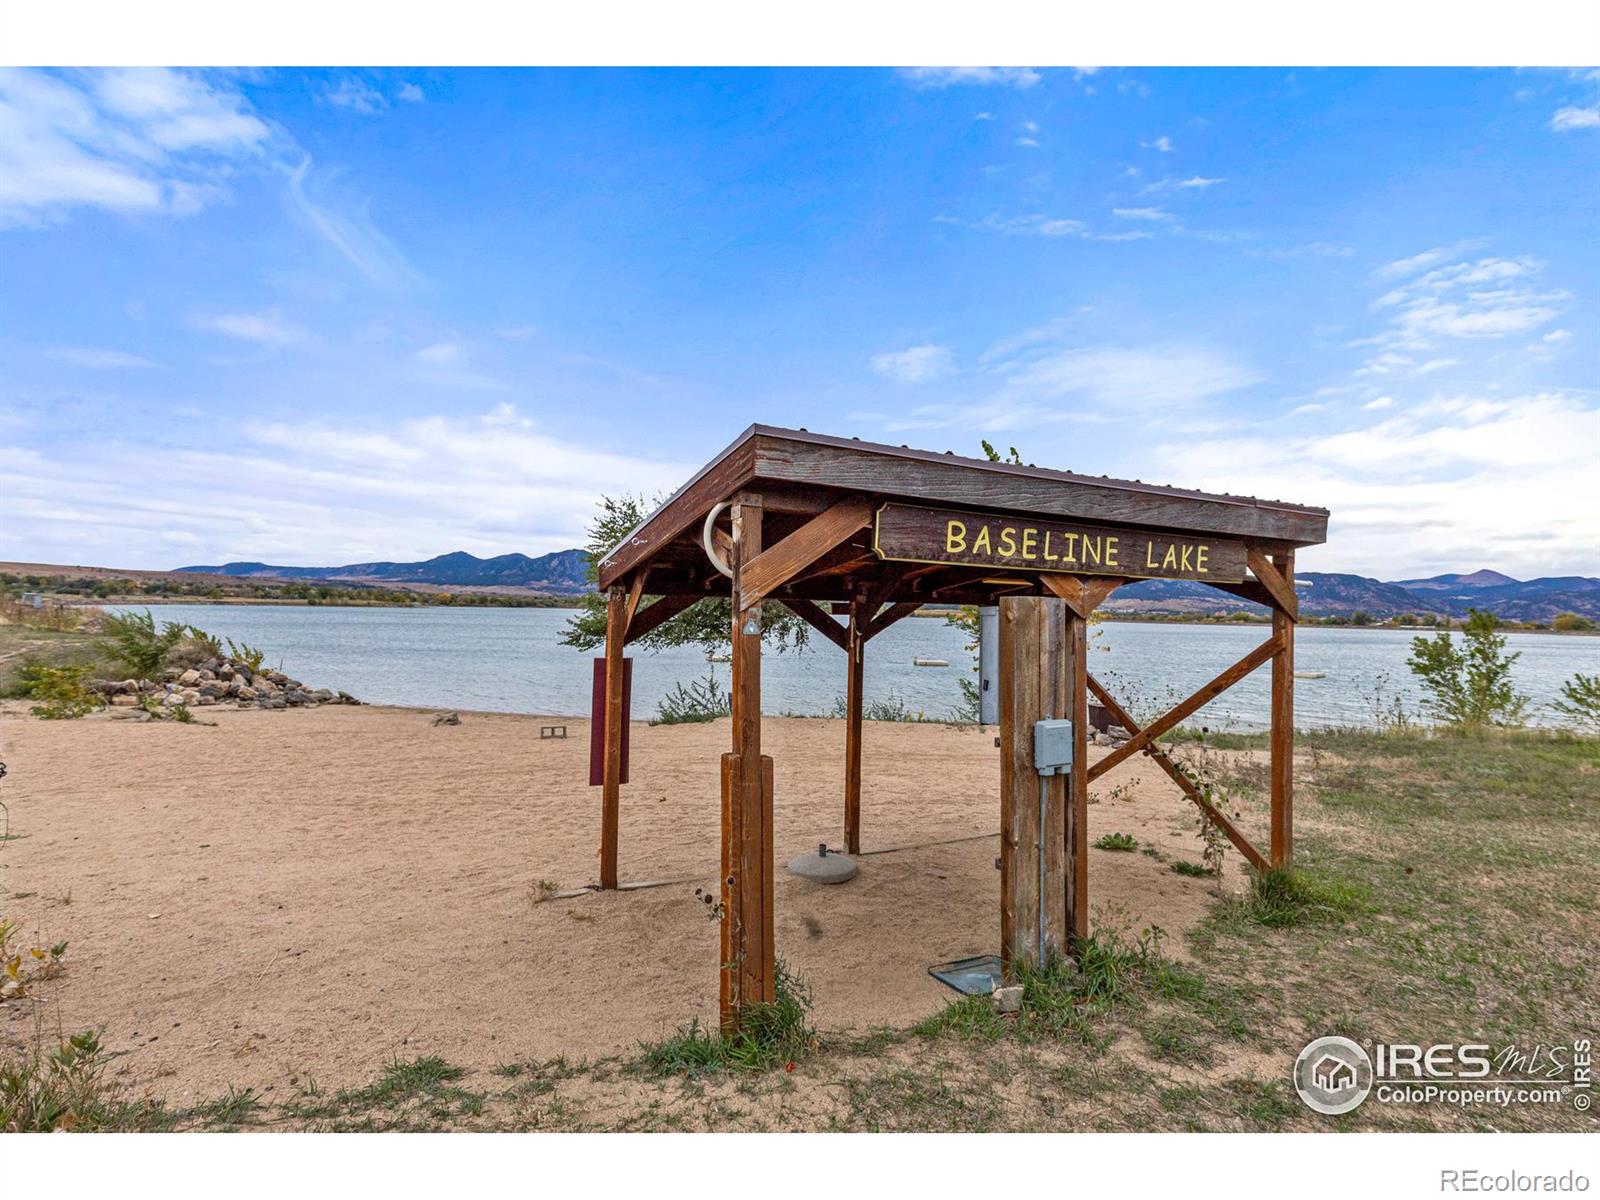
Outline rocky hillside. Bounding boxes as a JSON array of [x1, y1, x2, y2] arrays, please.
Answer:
[[178, 549, 591, 595], [1106, 570, 1600, 621]]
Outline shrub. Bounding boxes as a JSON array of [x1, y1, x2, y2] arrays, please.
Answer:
[[1552, 612, 1596, 633], [1094, 832, 1138, 852], [1406, 608, 1529, 729], [652, 675, 731, 725], [98, 609, 190, 679], [19, 664, 100, 720], [1551, 673, 1600, 734]]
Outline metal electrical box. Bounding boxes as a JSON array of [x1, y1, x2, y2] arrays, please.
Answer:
[[978, 605, 999, 725], [1032, 718, 1074, 776]]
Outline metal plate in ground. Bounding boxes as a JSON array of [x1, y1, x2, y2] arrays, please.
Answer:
[[928, 954, 1004, 996]]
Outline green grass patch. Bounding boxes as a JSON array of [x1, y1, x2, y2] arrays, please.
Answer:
[[1094, 832, 1138, 852], [635, 960, 816, 1076]]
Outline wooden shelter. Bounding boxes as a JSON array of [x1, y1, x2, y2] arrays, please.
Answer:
[[592, 425, 1328, 1029]]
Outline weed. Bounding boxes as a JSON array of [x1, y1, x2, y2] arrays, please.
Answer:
[[652, 675, 731, 725], [1094, 832, 1138, 852], [636, 960, 816, 1075], [1170, 860, 1215, 878], [192, 1085, 262, 1128], [1231, 865, 1369, 929]]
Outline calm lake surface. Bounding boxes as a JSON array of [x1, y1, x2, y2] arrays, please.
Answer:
[[108, 604, 1600, 731]]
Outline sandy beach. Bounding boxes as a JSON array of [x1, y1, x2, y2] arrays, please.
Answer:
[[0, 702, 1257, 1105]]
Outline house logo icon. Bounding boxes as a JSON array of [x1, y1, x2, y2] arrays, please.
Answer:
[[1294, 1036, 1373, 1115]]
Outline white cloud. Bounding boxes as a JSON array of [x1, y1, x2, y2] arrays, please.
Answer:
[[1141, 136, 1174, 152], [1112, 207, 1170, 221], [1364, 250, 1569, 355], [323, 78, 387, 115], [193, 308, 306, 347], [0, 67, 271, 228], [0, 406, 695, 567], [1015, 137, 1039, 148], [43, 346, 159, 370], [1362, 396, 1395, 411], [1149, 392, 1600, 576], [974, 111, 995, 121], [397, 82, 425, 104], [898, 67, 1040, 90], [1550, 106, 1600, 131], [416, 341, 460, 365], [870, 344, 954, 384], [938, 212, 1088, 238]]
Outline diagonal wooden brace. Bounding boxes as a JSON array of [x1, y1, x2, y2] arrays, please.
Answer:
[[1088, 634, 1283, 782], [736, 496, 873, 605], [1087, 673, 1269, 872]]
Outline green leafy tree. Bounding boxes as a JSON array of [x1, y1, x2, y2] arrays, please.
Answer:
[[1552, 612, 1596, 633], [1406, 608, 1529, 729], [560, 494, 810, 654], [97, 609, 191, 679], [1550, 673, 1600, 734]]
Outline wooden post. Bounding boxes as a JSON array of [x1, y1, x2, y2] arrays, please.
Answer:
[[721, 499, 773, 1031], [1066, 606, 1089, 943], [843, 593, 866, 855], [998, 595, 1071, 973], [1270, 549, 1296, 868], [599, 585, 626, 890]]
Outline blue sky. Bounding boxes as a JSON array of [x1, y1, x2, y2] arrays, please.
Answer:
[[2, 66, 1597, 578]]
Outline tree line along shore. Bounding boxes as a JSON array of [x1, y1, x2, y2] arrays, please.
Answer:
[[5, 569, 1596, 636]]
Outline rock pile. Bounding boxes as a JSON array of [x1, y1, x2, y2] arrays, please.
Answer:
[[89, 655, 359, 712]]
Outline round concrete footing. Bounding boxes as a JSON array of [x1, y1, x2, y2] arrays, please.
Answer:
[[786, 849, 858, 884]]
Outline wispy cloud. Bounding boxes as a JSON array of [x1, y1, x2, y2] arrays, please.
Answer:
[[193, 308, 307, 347], [284, 158, 414, 289], [897, 67, 1040, 90], [43, 345, 160, 370], [870, 343, 954, 384], [1141, 135, 1174, 152], [1112, 207, 1171, 221], [0, 67, 272, 228], [1141, 175, 1225, 194], [397, 82, 425, 104], [415, 341, 460, 365], [321, 77, 387, 116]]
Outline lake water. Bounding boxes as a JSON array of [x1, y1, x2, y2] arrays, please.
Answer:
[[107, 604, 1600, 731]]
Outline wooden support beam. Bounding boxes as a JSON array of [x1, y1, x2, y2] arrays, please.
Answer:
[[1041, 573, 1127, 621], [599, 586, 627, 890], [623, 594, 698, 645], [1065, 606, 1089, 943], [721, 499, 773, 1031], [1087, 673, 1269, 873], [843, 594, 866, 855], [1087, 634, 1284, 782], [1200, 578, 1281, 610], [864, 601, 921, 641], [999, 596, 1073, 972], [1247, 548, 1299, 620], [736, 496, 873, 605], [1270, 550, 1296, 867], [777, 598, 849, 652]]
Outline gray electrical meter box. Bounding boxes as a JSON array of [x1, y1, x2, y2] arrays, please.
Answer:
[[1032, 719, 1074, 776]]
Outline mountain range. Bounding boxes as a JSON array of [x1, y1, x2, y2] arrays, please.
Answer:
[[178, 550, 592, 595], [178, 553, 1600, 620]]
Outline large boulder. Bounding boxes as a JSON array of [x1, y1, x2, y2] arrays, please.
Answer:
[[236, 686, 257, 701], [178, 669, 201, 687]]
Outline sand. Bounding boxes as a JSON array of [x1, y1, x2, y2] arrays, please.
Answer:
[[0, 702, 1257, 1103]]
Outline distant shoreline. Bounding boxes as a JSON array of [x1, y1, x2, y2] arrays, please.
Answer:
[[68, 595, 1597, 635]]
